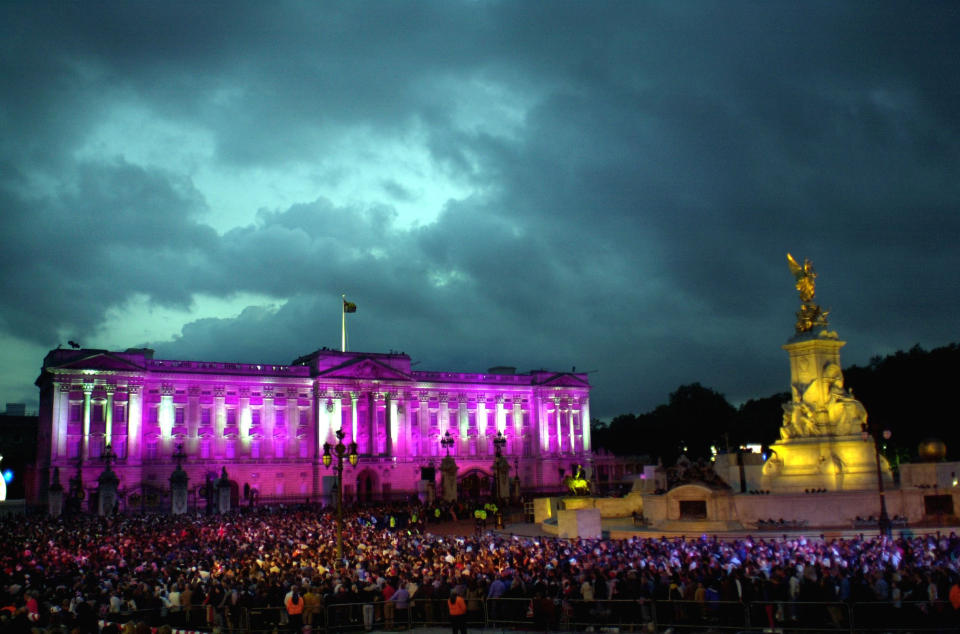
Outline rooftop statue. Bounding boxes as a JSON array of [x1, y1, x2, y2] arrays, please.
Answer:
[[787, 253, 829, 334]]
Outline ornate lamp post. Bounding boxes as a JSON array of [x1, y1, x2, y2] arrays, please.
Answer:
[[862, 422, 892, 537], [492, 431, 507, 500], [441, 430, 455, 456], [322, 428, 358, 561], [493, 431, 506, 458]]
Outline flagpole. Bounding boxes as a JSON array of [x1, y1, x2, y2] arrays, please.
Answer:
[[341, 295, 347, 352]]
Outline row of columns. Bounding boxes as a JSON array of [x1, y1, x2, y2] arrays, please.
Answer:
[[51, 380, 591, 467], [314, 389, 591, 459]]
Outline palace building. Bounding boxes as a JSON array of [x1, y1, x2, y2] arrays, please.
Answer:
[[34, 346, 592, 509]]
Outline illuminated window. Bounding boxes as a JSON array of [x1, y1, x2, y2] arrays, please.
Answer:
[[174, 407, 185, 425], [226, 409, 237, 426], [251, 410, 261, 426], [148, 406, 159, 424], [201, 407, 211, 425], [224, 440, 235, 459], [114, 405, 126, 423], [146, 439, 158, 460], [69, 404, 82, 423], [250, 439, 260, 459], [275, 410, 285, 427], [200, 438, 211, 459]]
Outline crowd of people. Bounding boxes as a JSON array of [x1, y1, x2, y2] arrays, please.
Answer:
[[2, 500, 960, 633]]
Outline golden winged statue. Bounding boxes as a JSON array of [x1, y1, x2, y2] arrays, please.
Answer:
[[787, 253, 828, 333], [787, 253, 816, 303]]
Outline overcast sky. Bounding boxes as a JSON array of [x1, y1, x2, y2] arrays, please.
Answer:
[[2, 2, 958, 420]]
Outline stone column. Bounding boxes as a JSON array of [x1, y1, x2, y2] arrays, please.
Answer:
[[54, 383, 70, 460], [314, 386, 330, 450], [550, 396, 563, 456], [457, 394, 468, 455], [476, 396, 487, 455], [332, 392, 344, 438], [512, 400, 523, 455], [127, 384, 143, 462], [81, 383, 93, 460], [214, 387, 226, 457], [364, 391, 376, 455], [418, 393, 430, 455], [495, 395, 505, 435], [535, 391, 547, 455], [386, 392, 397, 456], [402, 393, 413, 457], [104, 385, 115, 447], [581, 396, 591, 453], [350, 392, 359, 451]]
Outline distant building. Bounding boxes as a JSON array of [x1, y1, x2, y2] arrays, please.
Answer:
[[34, 347, 592, 510]]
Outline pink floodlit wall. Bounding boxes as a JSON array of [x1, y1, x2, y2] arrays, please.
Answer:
[[34, 348, 592, 507]]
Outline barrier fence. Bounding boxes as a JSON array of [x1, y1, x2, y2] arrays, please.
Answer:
[[97, 597, 960, 633]]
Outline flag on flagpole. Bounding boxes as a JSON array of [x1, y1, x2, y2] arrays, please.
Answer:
[[343, 299, 357, 313]]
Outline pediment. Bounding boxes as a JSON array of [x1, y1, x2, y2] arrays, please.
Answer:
[[537, 373, 590, 388], [50, 352, 146, 373], [318, 357, 412, 381]]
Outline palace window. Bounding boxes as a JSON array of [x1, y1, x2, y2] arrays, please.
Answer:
[[201, 407, 211, 426], [224, 440, 235, 459]]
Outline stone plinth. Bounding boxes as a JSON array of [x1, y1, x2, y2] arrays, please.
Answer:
[[533, 497, 558, 523], [763, 434, 892, 492], [557, 508, 602, 539]]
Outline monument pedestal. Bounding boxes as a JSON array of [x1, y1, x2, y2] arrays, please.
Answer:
[[764, 434, 892, 492]]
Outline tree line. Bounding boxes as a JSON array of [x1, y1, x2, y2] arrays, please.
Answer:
[[591, 342, 960, 464]]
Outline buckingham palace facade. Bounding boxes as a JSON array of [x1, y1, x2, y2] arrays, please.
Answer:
[[34, 346, 592, 509]]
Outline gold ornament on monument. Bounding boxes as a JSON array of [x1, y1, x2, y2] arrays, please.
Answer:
[[917, 438, 947, 462], [787, 253, 830, 334]]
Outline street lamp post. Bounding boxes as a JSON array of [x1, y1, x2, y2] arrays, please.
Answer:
[[862, 422, 892, 537], [322, 428, 358, 561]]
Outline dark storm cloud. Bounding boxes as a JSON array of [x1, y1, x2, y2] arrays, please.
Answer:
[[1, 2, 958, 418]]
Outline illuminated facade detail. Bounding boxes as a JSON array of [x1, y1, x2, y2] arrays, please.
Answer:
[[35, 347, 591, 506]]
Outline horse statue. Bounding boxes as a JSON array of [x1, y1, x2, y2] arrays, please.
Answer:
[[562, 465, 591, 496]]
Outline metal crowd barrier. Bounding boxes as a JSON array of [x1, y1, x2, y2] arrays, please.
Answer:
[[95, 597, 960, 633]]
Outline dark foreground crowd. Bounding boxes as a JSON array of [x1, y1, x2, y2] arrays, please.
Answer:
[[3, 502, 960, 633]]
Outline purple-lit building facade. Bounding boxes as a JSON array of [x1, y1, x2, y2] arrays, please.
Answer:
[[35, 347, 592, 508]]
